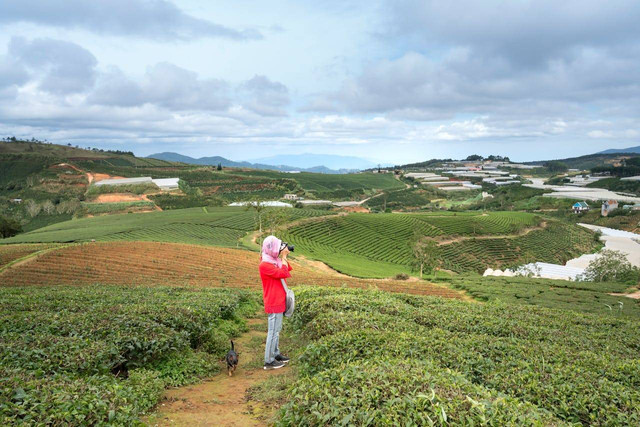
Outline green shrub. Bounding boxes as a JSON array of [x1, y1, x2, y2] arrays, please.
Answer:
[[0, 286, 259, 425], [278, 287, 640, 425]]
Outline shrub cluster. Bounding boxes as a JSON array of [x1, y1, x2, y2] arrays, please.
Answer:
[[278, 287, 640, 425], [0, 286, 259, 425]]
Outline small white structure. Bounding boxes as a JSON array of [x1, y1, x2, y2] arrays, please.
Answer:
[[601, 200, 619, 216], [283, 194, 299, 201], [228, 201, 293, 207], [152, 178, 180, 190], [93, 176, 179, 191], [10, 198, 22, 204]]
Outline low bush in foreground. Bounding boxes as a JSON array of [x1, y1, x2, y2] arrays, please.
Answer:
[[0, 286, 259, 425], [278, 287, 640, 425]]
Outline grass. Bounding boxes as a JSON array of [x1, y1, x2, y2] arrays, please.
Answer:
[[278, 287, 640, 425]]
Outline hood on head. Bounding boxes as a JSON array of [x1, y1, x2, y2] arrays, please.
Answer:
[[262, 235, 281, 259]]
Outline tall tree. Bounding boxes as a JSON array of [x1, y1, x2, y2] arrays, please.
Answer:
[[411, 234, 440, 278], [0, 215, 22, 238]]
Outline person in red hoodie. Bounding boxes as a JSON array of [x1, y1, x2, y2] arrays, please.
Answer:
[[259, 235, 292, 370]]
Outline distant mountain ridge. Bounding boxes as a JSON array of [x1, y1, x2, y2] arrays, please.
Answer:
[[598, 146, 640, 154], [248, 153, 389, 170], [146, 152, 374, 174]]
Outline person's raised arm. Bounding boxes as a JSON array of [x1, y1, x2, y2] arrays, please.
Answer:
[[261, 261, 291, 279]]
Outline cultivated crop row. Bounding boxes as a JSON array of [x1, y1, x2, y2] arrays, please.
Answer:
[[2, 206, 334, 246], [0, 243, 61, 269], [439, 222, 599, 273], [281, 212, 558, 277], [0, 242, 461, 298]]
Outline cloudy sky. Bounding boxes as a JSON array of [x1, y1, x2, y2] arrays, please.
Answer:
[[1, 0, 639, 163]]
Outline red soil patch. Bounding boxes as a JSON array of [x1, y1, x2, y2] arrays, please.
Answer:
[[94, 194, 147, 203], [342, 205, 370, 213], [0, 242, 462, 298]]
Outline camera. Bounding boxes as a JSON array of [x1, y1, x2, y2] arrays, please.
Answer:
[[280, 242, 295, 252]]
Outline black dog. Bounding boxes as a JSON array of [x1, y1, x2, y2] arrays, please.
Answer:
[[225, 340, 238, 376]]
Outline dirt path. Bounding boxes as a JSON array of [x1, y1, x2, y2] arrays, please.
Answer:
[[146, 318, 286, 426], [434, 221, 548, 246], [610, 290, 640, 300]]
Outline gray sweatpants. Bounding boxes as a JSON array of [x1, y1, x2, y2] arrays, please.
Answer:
[[264, 312, 283, 364]]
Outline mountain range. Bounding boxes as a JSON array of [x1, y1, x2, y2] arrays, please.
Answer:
[[598, 146, 640, 154], [147, 152, 388, 173]]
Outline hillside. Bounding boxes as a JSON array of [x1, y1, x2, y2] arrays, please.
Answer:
[[279, 211, 600, 277], [1, 140, 406, 235], [0, 242, 461, 298], [0, 206, 333, 246]]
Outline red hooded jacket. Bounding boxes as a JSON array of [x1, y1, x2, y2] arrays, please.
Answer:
[[259, 261, 292, 313]]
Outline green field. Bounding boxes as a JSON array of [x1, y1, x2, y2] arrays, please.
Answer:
[[1, 207, 334, 247], [279, 211, 592, 277], [0, 286, 258, 425], [280, 287, 640, 425]]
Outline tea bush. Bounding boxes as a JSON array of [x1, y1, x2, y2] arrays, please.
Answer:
[[278, 287, 640, 425], [0, 286, 260, 425]]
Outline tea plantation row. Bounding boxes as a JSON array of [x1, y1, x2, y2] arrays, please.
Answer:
[[442, 275, 640, 318], [277, 287, 640, 425], [1, 207, 334, 247], [0, 286, 259, 425], [280, 213, 597, 277]]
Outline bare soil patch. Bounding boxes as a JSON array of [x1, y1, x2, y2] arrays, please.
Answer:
[[94, 193, 147, 203]]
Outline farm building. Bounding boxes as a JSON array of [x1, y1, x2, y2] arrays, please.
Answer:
[[283, 193, 299, 200], [9, 198, 22, 204], [572, 201, 590, 213], [601, 200, 619, 216]]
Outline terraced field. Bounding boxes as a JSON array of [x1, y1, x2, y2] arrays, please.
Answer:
[[439, 221, 599, 273], [0, 242, 462, 298], [1, 207, 334, 247], [279, 211, 567, 277]]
